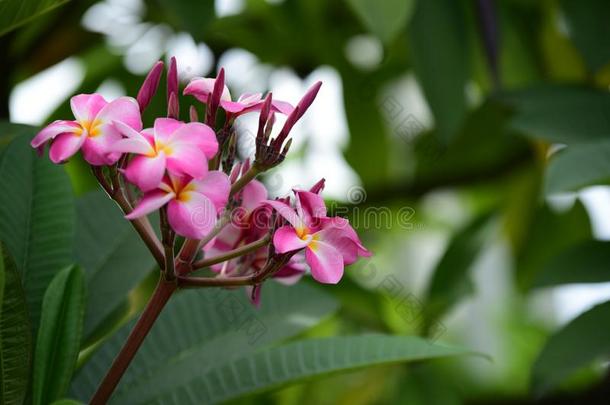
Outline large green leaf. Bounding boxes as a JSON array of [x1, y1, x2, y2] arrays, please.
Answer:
[[141, 334, 475, 404], [0, 0, 70, 36], [558, 0, 610, 72], [423, 212, 493, 332], [516, 201, 592, 290], [502, 85, 610, 144], [70, 282, 339, 401], [33, 266, 85, 405], [532, 300, 610, 394], [0, 244, 32, 405], [533, 241, 610, 288], [75, 191, 156, 343], [0, 135, 75, 330], [408, 0, 469, 144], [545, 140, 610, 194], [346, 0, 415, 43]]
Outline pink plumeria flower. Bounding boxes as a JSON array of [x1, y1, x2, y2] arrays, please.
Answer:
[[184, 77, 294, 116], [267, 190, 371, 284], [126, 172, 230, 239], [112, 118, 218, 192], [31, 94, 142, 165], [204, 179, 270, 272]]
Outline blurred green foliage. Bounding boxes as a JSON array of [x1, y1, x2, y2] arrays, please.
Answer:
[[2, 0, 610, 404]]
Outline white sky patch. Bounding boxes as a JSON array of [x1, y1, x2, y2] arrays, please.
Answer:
[[215, 0, 244, 17], [166, 33, 214, 81], [124, 24, 170, 74], [9, 58, 85, 125], [96, 79, 126, 100], [218, 48, 272, 94], [345, 34, 383, 71]]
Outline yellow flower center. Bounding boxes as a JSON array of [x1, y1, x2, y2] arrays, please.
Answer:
[[77, 119, 102, 137]]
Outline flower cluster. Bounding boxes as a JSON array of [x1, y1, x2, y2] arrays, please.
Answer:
[[32, 58, 370, 303]]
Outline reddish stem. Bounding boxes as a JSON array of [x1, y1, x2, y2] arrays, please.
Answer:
[[90, 278, 177, 404]]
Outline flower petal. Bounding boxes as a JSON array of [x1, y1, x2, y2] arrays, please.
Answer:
[[167, 192, 217, 239], [314, 226, 359, 265], [81, 130, 123, 165], [306, 241, 344, 284], [184, 77, 231, 103], [264, 200, 305, 230], [126, 190, 175, 219], [171, 122, 218, 158], [166, 143, 208, 179], [124, 153, 167, 192], [95, 97, 142, 131], [191, 171, 230, 212], [70, 94, 107, 123], [153, 118, 182, 144], [295, 190, 326, 229], [31, 120, 80, 148], [48, 133, 86, 163], [273, 225, 310, 253], [241, 180, 268, 212]]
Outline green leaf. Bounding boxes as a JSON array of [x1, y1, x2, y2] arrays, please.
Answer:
[[33, 266, 85, 405], [346, 0, 415, 43], [502, 85, 610, 144], [75, 191, 156, 343], [70, 282, 339, 402], [0, 0, 70, 36], [423, 212, 493, 331], [50, 400, 85, 405], [0, 135, 75, 331], [0, 121, 34, 153], [0, 243, 33, 405], [558, 0, 610, 72], [143, 335, 475, 404], [532, 300, 610, 394], [516, 201, 592, 290], [545, 141, 610, 194], [532, 241, 610, 288], [408, 0, 469, 144]]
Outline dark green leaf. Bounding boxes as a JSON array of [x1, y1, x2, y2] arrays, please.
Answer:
[[70, 282, 339, 401], [0, 0, 70, 36], [408, 0, 469, 144], [0, 135, 75, 331], [346, 0, 415, 43], [558, 0, 610, 72], [533, 241, 610, 288], [532, 300, 610, 394], [502, 85, 610, 144], [516, 201, 592, 290], [33, 266, 86, 405], [75, 191, 156, 343], [144, 335, 476, 404], [545, 141, 610, 194], [0, 243, 32, 405]]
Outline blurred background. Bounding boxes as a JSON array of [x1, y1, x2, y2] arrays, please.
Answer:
[[2, 0, 610, 403]]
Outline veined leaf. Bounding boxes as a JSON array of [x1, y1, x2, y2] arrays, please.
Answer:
[[143, 335, 476, 404], [75, 191, 156, 343], [0, 0, 70, 36], [0, 135, 75, 331], [33, 266, 86, 405], [70, 282, 339, 401], [532, 300, 610, 394], [0, 243, 33, 405]]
